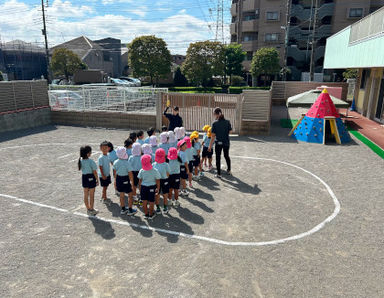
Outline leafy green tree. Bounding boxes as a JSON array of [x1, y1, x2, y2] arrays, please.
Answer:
[[343, 69, 358, 79], [182, 41, 225, 86], [251, 47, 280, 86], [128, 35, 171, 85], [173, 67, 188, 86], [225, 43, 245, 85], [50, 48, 87, 81]]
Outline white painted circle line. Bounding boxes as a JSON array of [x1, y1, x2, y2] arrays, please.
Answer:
[[0, 143, 341, 246]]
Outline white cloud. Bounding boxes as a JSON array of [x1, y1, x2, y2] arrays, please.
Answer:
[[0, 0, 217, 54], [126, 6, 148, 17]]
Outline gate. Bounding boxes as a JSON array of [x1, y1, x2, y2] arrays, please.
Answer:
[[158, 92, 243, 133]]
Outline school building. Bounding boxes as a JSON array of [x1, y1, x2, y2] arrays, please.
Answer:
[[324, 5, 384, 123]]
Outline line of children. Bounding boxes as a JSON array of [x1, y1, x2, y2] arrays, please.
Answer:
[[79, 125, 211, 219]]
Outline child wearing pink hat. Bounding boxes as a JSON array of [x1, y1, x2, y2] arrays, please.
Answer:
[[128, 143, 142, 204], [177, 139, 190, 197], [167, 147, 181, 206], [184, 136, 194, 188], [113, 147, 137, 216], [138, 154, 161, 219], [153, 148, 171, 214]]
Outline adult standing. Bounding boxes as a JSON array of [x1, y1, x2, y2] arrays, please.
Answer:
[[208, 107, 232, 178], [164, 106, 183, 131]]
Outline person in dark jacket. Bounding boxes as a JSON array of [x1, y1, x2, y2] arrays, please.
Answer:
[[164, 106, 183, 131]]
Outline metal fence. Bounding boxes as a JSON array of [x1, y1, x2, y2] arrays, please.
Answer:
[[349, 6, 384, 44], [49, 86, 168, 114]]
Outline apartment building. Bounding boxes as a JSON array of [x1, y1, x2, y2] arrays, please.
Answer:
[[230, 0, 384, 82]]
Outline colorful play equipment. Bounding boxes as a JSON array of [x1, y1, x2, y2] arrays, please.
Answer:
[[289, 89, 351, 144]]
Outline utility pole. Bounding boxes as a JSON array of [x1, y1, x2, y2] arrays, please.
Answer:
[[41, 0, 51, 82], [283, 0, 291, 82], [309, 0, 319, 82]]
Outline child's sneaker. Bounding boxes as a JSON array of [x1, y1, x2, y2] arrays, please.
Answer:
[[144, 213, 149, 219], [173, 200, 180, 207], [149, 213, 156, 220], [208, 165, 213, 171], [138, 200, 143, 206], [163, 206, 169, 214], [200, 172, 204, 177], [87, 209, 95, 216], [188, 182, 193, 188], [156, 206, 162, 215], [90, 209, 99, 215], [127, 208, 137, 216], [215, 174, 222, 179], [115, 191, 120, 196], [182, 189, 189, 196], [171, 199, 175, 206], [192, 175, 199, 181], [226, 170, 232, 176], [120, 207, 128, 215], [102, 199, 112, 206]]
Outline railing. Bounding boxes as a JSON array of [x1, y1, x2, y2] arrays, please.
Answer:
[[48, 86, 168, 114], [349, 6, 384, 44]]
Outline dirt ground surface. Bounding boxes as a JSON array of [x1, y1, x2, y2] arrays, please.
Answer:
[[0, 121, 383, 297]]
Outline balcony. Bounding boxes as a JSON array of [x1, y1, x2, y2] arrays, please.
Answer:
[[241, 40, 258, 52], [231, 3, 237, 16], [242, 20, 258, 32], [230, 23, 238, 35], [242, 0, 256, 12]]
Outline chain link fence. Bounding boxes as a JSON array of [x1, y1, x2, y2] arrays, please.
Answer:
[[49, 86, 168, 114]]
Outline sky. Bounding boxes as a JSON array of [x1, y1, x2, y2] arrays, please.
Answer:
[[0, 0, 231, 54]]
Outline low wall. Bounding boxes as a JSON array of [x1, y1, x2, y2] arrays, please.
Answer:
[[271, 81, 349, 105], [51, 110, 156, 130], [0, 108, 51, 133]]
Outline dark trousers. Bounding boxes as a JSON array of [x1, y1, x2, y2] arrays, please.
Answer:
[[215, 144, 231, 175]]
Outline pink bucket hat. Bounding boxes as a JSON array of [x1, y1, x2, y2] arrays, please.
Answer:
[[155, 148, 166, 163], [132, 143, 141, 156], [149, 135, 158, 147], [168, 147, 178, 160], [177, 139, 186, 148], [184, 136, 192, 148], [116, 146, 128, 160], [141, 143, 152, 155], [141, 154, 153, 171]]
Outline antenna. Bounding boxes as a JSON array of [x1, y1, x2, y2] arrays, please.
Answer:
[[214, 0, 225, 43]]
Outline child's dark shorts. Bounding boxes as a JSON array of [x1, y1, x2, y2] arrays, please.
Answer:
[[202, 146, 213, 158], [188, 161, 194, 173], [169, 174, 180, 189], [159, 178, 170, 194], [180, 165, 188, 180], [193, 155, 200, 167], [100, 175, 111, 187], [140, 185, 156, 202], [132, 171, 139, 187], [82, 174, 97, 189], [116, 175, 132, 194]]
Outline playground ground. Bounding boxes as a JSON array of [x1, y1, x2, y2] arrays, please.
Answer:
[[0, 123, 383, 297]]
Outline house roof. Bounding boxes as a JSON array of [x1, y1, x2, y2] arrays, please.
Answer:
[[50, 36, 104, 60]]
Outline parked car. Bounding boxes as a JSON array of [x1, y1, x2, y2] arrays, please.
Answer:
[[49, 90, 82, 110], [110, 78, 136, 87], [120, 76, 141, 87]]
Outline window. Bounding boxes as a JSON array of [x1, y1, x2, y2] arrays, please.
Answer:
[[246, 51, 253, 61], [243, 14, 256, 21], [349, 8, 363, 18], [360, 69, 370, 89], [265, 33, 279, 42], [243, 33, 258, 42], [266, 11, 279, 21], [232, 16, 237, 23]]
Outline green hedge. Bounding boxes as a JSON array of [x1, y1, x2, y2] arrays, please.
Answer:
[[169, 86, 270, 94]]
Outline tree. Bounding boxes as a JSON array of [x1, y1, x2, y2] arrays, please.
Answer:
[[343, 69, 358, 80], [225, 43, 245, 85], [50, 48, 87, 81], [251, 47, 280, 86], [0, 71, 3, 81], [128, 35, 171, 86], [174, 67, 188, 86], [182, 41, 225, 86]]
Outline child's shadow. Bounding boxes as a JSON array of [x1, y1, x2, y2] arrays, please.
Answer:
[[88, 216, 116, 240], [221, 175, 261, 195], [192, 188, 215, 202], [184, 195, 214, 213], [173, 205, 204, 225], [151, 213, 195, 243], [198, 176, 220, 191], [125, 215, 153, 238], [107, 201, 123, 218]]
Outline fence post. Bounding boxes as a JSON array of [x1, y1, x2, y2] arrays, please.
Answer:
[[236, 93, 243, 134], [123, 89, 127, 112], [156, 92, 162, 130]]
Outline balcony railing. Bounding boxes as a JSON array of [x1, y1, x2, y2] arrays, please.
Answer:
[[349, 6, 384, 44]]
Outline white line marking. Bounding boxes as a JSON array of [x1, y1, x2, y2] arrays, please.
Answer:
[[0, 154, 341, 246], [247, 137, 267, 143], [58, 153, 74, 159]]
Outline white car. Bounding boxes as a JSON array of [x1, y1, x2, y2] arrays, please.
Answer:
[[49, 90, 83, 110], [120, 77, 141, 87]]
